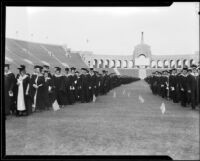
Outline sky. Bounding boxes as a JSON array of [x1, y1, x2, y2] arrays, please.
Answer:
[[6, 3, 199, 55]]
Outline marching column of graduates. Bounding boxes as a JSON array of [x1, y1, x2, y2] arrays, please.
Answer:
[[4, 64, 139, 119], [144, 65, 200, 110]]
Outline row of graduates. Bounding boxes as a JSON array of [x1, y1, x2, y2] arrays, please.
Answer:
[[4, 64, 136, 118], [144, 64, 200, 110]]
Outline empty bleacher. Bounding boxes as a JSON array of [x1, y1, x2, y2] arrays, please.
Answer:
[[5, 38, 88, 74]]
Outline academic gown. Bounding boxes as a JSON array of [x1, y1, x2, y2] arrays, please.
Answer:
[[33, 75, 45, 110], [43, 77, 54, 109], [60, 75, 70, 106], [169, 74, 178, 103], [179, 74, 188, 107], [74, 76, 82, 101], [52, 74, 64, 106], [4, 72, 16, 115], [16, 74, 32, 115], [30, 73, 37, 104], [68, 74, 76, 104], [187, 73, 199, 109], [80, 74, 88, 103]]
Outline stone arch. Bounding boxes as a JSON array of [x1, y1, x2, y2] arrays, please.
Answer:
[[176, 60, 182, 68], [128, 60, 133, 68], [151, 60, 156, 68], [183, 59, 189, 67], [170, 60, 176, 68], [190, 59, 195, 67], [157, 60, 163, 68], [93, 59, 98, 68], [163, 60, 169, 68], [99, 59, 104, 68], [117, 60, 122, 68], [104, 59, 110, 68], [110, 60, 116, 68], [123, 60, 128, 68]]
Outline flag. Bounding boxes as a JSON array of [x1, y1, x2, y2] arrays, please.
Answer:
[[93, 94, 96, 102], [52, 100, 60, 111], [113, 91, 116, 98], [160, 102, 166, 114], [138, 95, 144, 103]]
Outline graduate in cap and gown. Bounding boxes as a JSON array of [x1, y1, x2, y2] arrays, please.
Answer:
[[43, 70, 54, 110], [32, 65, 45, 112], [68, 67, 77, 104], [59, 67, 70, 106], [30, 65, 39, 106], [16, 65, 31, 116], [169, 68, 178, 103], [52, 67, 64, 107], [89, 68, 98, 102], [4, 64, 16, 116], [179, 67, 189, 107], [74, 71, 82, 101], [80, 68, 88, 103], [187, 64, 199, 109], [43, 65, 52, 78], [85, 68, 93, 102]]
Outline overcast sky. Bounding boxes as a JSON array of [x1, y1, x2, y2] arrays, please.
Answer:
[[6, 3, 199, 55]]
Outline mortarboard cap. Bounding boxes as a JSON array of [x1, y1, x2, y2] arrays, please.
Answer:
[[65, 67, 69, 71], [75, 71, 79, 73], [18, 65, 26, 71], [5, 64, 10, 68], [43, 65, 49, 69], [55, 67, 61, 71], [70, 67, 76, 71]]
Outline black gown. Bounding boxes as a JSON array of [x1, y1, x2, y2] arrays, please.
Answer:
[[43, 77, 54, 109], [4, 72, 16, 115], [52, 74, 64, 106], [60, 75, 70, 106], [34, 75, 46, 110]]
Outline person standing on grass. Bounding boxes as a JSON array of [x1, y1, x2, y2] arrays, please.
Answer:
[[32, 65, 45, 112], [179, 67, 188, 107], [187, 65, 199, 110], [16, 65, 31, 116], [4, 64, 16, 118]]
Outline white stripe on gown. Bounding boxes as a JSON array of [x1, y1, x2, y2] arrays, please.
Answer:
[[17, 76, 26, 111]]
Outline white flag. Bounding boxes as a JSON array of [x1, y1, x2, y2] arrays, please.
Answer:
[[93, 94, 96, 102], [52, 100, 60, 111], [160, 102, 166, 114], [113, 91, 116, 98], [138, 95, 144, 103]]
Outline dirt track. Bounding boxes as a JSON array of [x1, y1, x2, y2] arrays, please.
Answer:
[[6, 80, 199, 159]]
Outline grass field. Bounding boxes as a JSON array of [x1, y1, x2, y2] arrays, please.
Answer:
[[6, 80, 199, 160]]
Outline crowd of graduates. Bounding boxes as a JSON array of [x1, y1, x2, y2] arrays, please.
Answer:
[[4, 64, 139, 119], [144, 64, 200, 110]]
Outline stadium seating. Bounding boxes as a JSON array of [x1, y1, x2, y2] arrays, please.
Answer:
[[5, 38, 88, 74]]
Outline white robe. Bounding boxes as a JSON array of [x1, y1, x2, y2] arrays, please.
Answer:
[[17, 75, 28, 111]]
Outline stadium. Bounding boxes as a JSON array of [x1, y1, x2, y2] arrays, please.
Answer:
[[4, 4, 199, 160]]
